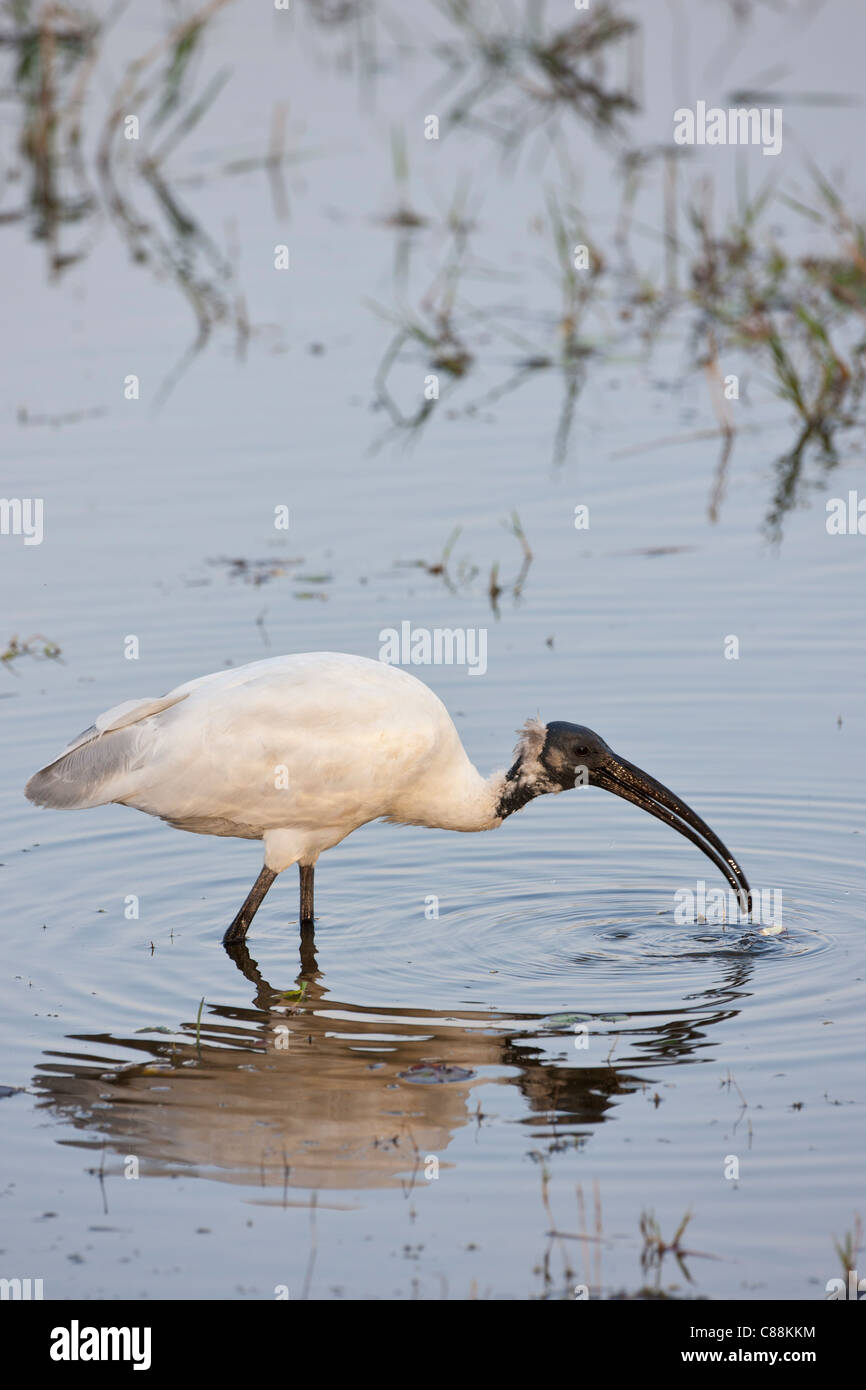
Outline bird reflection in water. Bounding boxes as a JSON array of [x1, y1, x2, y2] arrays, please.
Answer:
[[31, 925, 754, 1196]]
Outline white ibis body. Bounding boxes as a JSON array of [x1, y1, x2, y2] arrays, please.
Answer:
[[25, 651, 750, 946]]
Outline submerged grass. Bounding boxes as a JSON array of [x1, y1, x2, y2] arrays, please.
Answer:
[[430, 0, 639, 164], [370, 147, 866, 526], [2, 0, 863, 529], [0, 0, 309, 401]]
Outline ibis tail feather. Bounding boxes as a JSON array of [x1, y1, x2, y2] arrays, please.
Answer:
[[24, 692, 188, 810]]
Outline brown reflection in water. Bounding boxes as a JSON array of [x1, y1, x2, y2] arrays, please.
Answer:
[[31, 925, 752, 1195]]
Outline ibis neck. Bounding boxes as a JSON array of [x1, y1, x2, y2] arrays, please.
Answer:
[[494, 757, 556, 820]]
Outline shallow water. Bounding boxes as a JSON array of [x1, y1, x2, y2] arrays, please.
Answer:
[[1, 1, 865, 1300]]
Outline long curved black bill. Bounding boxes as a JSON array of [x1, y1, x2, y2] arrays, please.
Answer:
[[594, 755, 751, 913]]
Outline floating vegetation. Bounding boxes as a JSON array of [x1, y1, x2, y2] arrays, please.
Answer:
[[488, 512, 533, 617], [278, 982, 308, 1003], [544, 1010, 628, 1027], [536, 1180, 699, 1300], [1, 633, 62, 666], [209, 555, 302, 584], [416, 524, 462, 580], [17, 402, 105, 428], [638, 1208, 716, 1286], [401, 512, 533, 614], [210, 556, 298, 585], [832, 1213, 863, 1282], [206, 555, 334, 603]]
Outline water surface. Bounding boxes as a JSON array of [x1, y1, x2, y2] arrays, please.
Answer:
[[1, 0, 864, 1300]]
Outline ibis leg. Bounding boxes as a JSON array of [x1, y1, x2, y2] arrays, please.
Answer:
[[223, 865, 277, 945], [300, 863, 314, 926]]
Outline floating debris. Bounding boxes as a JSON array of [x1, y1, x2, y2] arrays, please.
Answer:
[[209, 556, 302, 586], [18, 404, 106, 428], [397, 1062, 475, 1085]]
